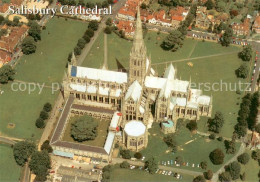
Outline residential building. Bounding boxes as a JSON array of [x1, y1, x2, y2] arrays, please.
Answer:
[[0, 24, 29, 66], [253, 15, 260, 34], [170, 6, 190, 28], [115, 20, 135, 37], [232, 18, 250, 36]]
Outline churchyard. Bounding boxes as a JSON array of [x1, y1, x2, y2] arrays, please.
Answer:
[[82, 31, 246, 138], [140, 122, 241, 173], [0, 17, 87, 139], [62, 114, 110, 147], [0, 144, 21, 182]]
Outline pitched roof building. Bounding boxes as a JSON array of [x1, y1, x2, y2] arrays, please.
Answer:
[[0, 24, 29, 65], [253, 15, 260, 34], [232, 18, 251, 36], [58, 8, 213, 158]]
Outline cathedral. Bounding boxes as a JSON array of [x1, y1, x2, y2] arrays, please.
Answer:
[[63, 9, 212, 151]]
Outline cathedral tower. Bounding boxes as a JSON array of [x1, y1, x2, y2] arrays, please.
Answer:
[[129, 8, 149, 85]]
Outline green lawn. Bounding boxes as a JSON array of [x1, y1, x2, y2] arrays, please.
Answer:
[[0, 144, 21, 182], [0, 17, 87, 139], [82, 31, 245, 138], [62, 115, 110, 147], [238, 150, 259, 182], [110, 168, 194, 182], [15, 17, 87, 85], [141, 123, 241, 172]]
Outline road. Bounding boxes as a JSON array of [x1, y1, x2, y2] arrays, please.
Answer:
[[77, 0, 127, 66]]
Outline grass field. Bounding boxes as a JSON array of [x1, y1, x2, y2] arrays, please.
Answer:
[[238, 150, 259, 182], [141, 123, 241, 172], [0, 17, 87, 139], [62, 115, 110, 147], [82, 31, 245, 138], [15, 17, 87, 85], [0, 144, 21, 182], [110, 168, 194, 182]]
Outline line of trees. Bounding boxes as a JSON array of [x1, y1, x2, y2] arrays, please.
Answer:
[[67, 20, 98, 66], [13, 140, 52, 181], [35, 102, 52, 129], [235, 45, 252, 79], [21, 21, 42, 55], [234, 92, 259, 138]]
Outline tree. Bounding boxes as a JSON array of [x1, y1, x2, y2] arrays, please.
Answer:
[[186, 120, 198, 131], [141, 3, 147, 9], [220, 27, 233, 47], [161, 30, 184, 51], [208, 111, 224, 133], [85, 29, 94, 38], [13, 140, 36, 166], [204, 0, 214, 10], [120, 161, 130, 168], [0, 15, 4, 24], [240, 172, 246, 181], [134, 152, 142, 159], [43, 102, 52, 112], [219, 171, 232, 182], [0, 65, 15, 84], [230, 9, 239, 18], [237, 153, 250, 165], [209, 148, 225, 165], [28, 21, 41, 41], [29, 151, 51, 181], [252, 149, 260, 160], [120, 149, 131, 159], [13, 16, 20, 26], [145, 157, 158, 174], [67, 52, 72, 62], [105, 18, 112, 26], [193, 175, 206, 182], [35, 118, 45, 128], [256, 123, 260, 133], [238, 45, 253, 62], [200, 161, 207, 169], [41, 140, 53, 153], [71, 115, 98, 142], [209, 133, 216, 140], [77, 38, 86, 49], [248, 92, 259, 130], [224, 139, 236, 154], [83, 35, 91, 43], [234, 124, 247, 138], [74, 46, 82, 56], [40, 110, 49, 120], [21, 36, 36, 55], [104, 26, 112, 34], [204, 170, 213, 180], [235, 63, 249, 79], [226, 161, 241, 180], [88, 20, 99, 31], [163, 133, 177, 152]]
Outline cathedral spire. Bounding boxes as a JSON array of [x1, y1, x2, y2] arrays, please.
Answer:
[[131, 8, 146, 54]]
